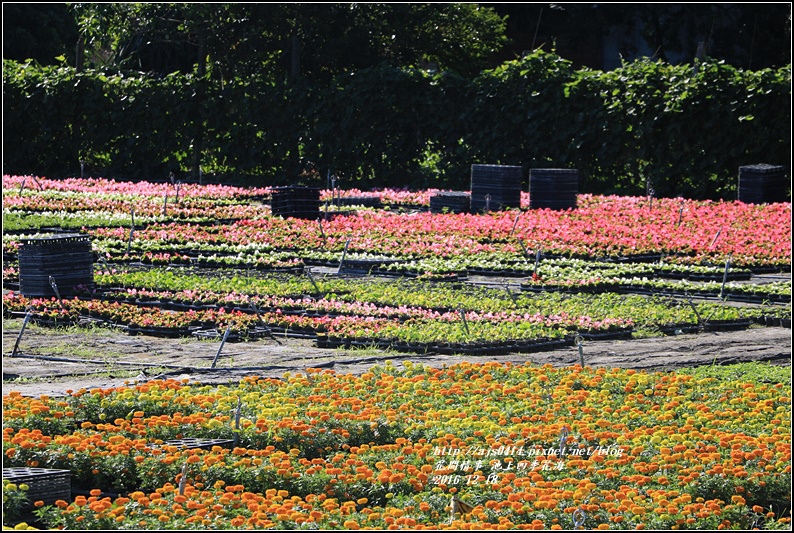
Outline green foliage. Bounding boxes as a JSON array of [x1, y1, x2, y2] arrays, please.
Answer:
[[2, 4, 80, 66], [464, 51, 577, 171], [304, 64, 455, 188], [678, 361, 791, 386], [3, 54, 790, 198], [2, 478, 31, 526], [69, 3, 507, 79], [2, 60, 193, 179]]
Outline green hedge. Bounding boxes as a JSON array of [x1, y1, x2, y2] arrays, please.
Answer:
[[3, 52, 790, 199]]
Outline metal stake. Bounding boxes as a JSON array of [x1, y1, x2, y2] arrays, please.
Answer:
[[719, 254, 732, 300], [509, 212, 520, 238], [210, 324, 233, 369], [304, 267, 322, 297], [686, 295, 704, 328], [178, 462, 189, 496], [126, 228, 135, 258], [10, 311, 33, 357], [97, 255, 111, 273], [504, 284, 518, 307], [233, 397, 242, 447], [710, 228, 722, 248], [318, 219, 327, 248], [517, 238, 530, 259], [49, 276, 65, 309], [459, 309, 470, 335], [337, 239, 350, 275], [575, 335, 585, 367]]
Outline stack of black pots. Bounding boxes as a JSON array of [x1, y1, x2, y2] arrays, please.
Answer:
[[738, 164, 788, 204], [270, 187, 321, 219], [529, 168, 579, 210], [19, 234, 95, 297], [430, 191, 471, 214], [470, 164, 523, 213]]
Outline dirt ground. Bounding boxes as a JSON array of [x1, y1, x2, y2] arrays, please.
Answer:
[[3, 317, 791, 398]]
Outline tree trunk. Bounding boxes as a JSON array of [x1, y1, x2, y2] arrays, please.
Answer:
[[287, 33, 302, 182], [76, 35, 85, 72], [290, 34, 301, 78], [191, 35, 206, 183]]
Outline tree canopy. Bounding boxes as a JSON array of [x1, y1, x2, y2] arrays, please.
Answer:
[[66, 3, 507, 79], [5, 4, 789, 74], [2, 3, 79, 64]]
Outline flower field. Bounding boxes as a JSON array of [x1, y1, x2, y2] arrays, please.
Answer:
[[2, 175, 791, 529], [2, 363, 792, 530]]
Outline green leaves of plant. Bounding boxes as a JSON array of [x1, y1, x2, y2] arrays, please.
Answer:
[[2, 54, 789, 198]]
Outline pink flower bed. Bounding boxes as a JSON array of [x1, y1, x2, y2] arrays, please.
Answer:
[[4, 176, 790, 268], [89, 197, 790, 267], [2, 175, 270, 199]]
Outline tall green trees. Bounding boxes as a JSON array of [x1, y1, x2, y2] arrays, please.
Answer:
[[60, 3, 508, 180], [3, 4, 789, 197], [2, 4, 79, 64], [68, 3, 507, 78]]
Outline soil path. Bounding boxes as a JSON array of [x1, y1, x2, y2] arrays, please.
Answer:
[[3, 318, 790, 398]]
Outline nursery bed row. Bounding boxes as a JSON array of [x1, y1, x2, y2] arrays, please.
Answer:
[[3, 361, 791, 530], [6, 196, 790, 273], [4, 271, 789, 357]]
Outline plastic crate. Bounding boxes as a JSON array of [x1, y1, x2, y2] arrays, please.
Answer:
[[18, 233, 94, 297], [3, 468, 71, 508]]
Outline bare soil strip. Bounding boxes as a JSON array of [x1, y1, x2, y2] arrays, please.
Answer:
[[3, 318, 790, 397]]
